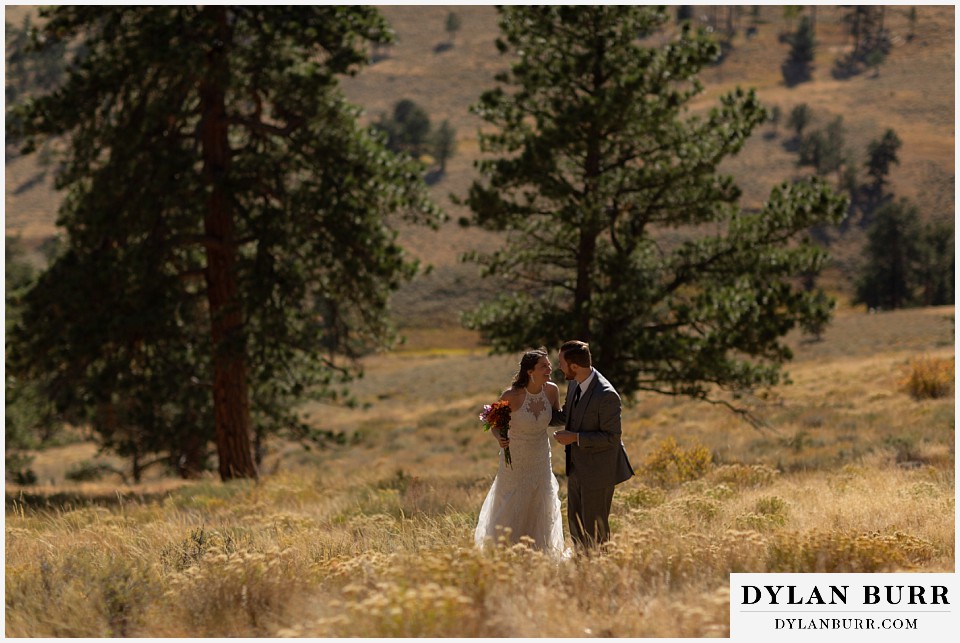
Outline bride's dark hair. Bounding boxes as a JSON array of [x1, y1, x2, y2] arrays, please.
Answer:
[[511, 347, 548, 389]]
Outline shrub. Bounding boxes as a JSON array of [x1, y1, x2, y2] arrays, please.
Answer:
[[619, 484, 667, 509], [755, 495, 788, 515], [767, 529, 935, 572], [672, 496, 722, 522], [708, 463, 780, 488], [641, 437, 712, 487], [163, 544, 316, 636], [159, 527, 212, 572], [899, 356, 954, 400], [736, 512, 783, 531], [99, 557, 155, 636], [306, 579, 476, 637], [737, 496, 789, 530], [900, 481, 940, 499], [607, 529, 770, 587], [703, 483, 736, 501], [64, 460, 106, 482], [6, 452, 37, 484], [5, 544, 158, 637]]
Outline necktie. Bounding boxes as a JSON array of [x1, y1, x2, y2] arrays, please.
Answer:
[[573, 385, 582, 407]]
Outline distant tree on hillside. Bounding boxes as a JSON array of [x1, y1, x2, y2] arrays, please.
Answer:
[[840, 156, 860, 200], [835, 6, 890, 79], [781, 15, 815, 86], [460, 5, 846, 416], [781, 6, 803, 37], [798, 116, 846, 184], [5, 15, 68, 151], [4, 15, 68, 97], [8, 6, 441, 482], [865, 128, 902, 203], [432, 119, 456, 172], [445, 11, 462, 44], [768, 104, 782, 133], [787, 103, 812, 139], [855, 198, 921, 310], [849, 6, 888, 55], [375, 99, 433, 158], [864, 48, 886, 77], [797, 130, 824, 169], [800, 288, 833, 342], [917, 220, 954, 306]]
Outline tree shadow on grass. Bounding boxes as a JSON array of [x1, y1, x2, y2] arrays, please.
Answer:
[[6, 488, 172, 511], [425, 167, 445, 186], [12, 171, 47, 195]]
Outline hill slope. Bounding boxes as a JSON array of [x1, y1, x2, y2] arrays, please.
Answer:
[[5, 5, 954, 326]]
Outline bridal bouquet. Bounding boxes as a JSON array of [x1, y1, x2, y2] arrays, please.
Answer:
[[479, 400, 512, 468]]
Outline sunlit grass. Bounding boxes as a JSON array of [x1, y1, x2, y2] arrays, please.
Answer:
[[5, 307, 954, 636], [7, 459, 952, 637]]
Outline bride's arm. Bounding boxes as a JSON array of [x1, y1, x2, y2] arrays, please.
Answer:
[[545, 382, 566, 426], [491, 388, 516, 447]]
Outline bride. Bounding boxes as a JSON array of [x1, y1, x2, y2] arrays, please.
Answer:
[[474, 348, 565, 557]]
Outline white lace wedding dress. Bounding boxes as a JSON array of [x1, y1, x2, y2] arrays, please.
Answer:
[[474, 387, 565, 558]]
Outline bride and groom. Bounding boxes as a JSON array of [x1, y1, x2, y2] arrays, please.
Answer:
[[474, 340, 634, 557]]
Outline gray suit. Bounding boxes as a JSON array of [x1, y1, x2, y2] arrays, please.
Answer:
[[551, 369, 633, 548]]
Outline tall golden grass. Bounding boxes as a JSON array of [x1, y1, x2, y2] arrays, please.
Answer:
[[5, 308, 955, 636], [6, 462, 952, 637]]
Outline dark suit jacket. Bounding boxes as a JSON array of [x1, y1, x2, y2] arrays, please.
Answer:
[[551, 369, 634, 490]]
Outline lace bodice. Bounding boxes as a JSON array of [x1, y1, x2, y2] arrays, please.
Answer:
[[508, 388, 551, 441]]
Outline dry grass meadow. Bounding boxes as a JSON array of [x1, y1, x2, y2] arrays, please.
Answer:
[[5, 305, 955, 637], [3, 5, 956, 638]]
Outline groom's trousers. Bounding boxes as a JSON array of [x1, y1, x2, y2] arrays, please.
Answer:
[[567, 475, 615, 548]]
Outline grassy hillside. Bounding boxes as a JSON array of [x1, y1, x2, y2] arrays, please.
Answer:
[[5, 305, 954, 636], [352, 4, 955, 322], [5, 5, 955, 325]]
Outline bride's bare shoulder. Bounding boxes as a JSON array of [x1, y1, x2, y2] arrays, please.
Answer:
[[500, 387, 522, 404], [544, 381, 560, 404]]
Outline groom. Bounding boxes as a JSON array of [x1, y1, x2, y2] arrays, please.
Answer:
[[552, 340, 634, 549]]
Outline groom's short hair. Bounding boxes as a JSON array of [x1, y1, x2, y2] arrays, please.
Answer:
[[560, 340, 591, 368]]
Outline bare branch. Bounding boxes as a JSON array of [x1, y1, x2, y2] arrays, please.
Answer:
[[227, 114, 303, 138]]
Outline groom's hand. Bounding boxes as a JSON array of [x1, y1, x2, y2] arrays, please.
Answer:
[[553, 430, 577, 446]]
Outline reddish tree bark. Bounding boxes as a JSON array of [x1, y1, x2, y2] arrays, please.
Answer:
[[199, 6, 258, 481]]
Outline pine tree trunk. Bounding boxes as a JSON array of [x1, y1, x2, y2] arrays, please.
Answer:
[[132, 448, 143, 484], [200, 6, 258, 481], [572, 30, 609, 344]]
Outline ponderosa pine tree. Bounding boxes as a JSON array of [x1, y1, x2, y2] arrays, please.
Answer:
[[9, 6, 440, 480], [854, 198, 922, 310], [782, 14, 816, 85], [432, 120, 456, 173], [865, 128, 902, 196], [461, 6, 846, 416], [918, 220, 954, 307], [374, 98, 433, 158]]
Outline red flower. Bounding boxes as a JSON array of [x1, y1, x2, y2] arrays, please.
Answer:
[[479, 400, 513, 468]]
